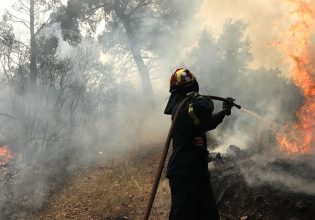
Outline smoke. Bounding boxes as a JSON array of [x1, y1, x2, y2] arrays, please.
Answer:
[[0, 0, 314, 218], [197, 0, 294, 72], [0, 22, 169, 219], [129, 0, 315, 197], [239, 152, 315, 194], [193, 0, 315, 195]]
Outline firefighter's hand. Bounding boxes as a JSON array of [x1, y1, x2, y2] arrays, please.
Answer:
[[223, 97, 234, 116], [186, 91, 198, 99]]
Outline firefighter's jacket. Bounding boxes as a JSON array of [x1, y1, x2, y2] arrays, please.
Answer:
[[165, 94, 226, 179]]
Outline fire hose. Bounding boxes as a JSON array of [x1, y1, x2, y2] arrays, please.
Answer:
[[143, 96, 241, 220]]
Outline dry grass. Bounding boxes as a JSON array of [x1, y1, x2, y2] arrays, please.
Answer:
[[34, 145, 171, 220]]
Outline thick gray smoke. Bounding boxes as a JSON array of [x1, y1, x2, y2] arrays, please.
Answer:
[[0, 0, 314, 219], [0, 23, 167, 219], [181, 21, 313, 195]]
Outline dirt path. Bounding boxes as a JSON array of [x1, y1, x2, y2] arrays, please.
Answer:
[[34, 146, 170, 220]]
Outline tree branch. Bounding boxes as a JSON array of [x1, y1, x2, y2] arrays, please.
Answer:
[[13, 39, 30, 49], [9, 19, 30, 29], [122, 0, 131, 11], [126, 0, 154, 16], [0, 36, 30, 50], [0, 113, 18, 120], [17, 0, 30, 11], [0, 60, 11, 82], [35, 17, 51, 36], [9, 13, 30, 24], [87, 4, 106, 16]]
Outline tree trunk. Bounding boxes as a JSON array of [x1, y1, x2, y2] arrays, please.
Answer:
[[114, 8, 155, 105], [30, 0, 37, 85]]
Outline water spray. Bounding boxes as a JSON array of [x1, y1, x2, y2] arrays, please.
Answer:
[[241, 108, 280, 133]]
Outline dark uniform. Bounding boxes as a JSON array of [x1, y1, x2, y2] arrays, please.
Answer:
[[165, 93, 226, 220]]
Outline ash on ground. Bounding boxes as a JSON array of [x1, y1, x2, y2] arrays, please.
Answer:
[[210, 145, 315, 220]]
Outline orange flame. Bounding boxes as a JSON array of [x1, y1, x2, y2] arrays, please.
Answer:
[[275, 0, 315, 154], [0, 145, 13, 166]]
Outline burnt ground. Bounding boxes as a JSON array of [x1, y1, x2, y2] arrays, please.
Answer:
[[210, 158, 315, 220], [32, 145, 315, 220]]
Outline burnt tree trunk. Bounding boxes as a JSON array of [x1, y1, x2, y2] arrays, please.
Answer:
[[30, 0, 37, 85], [113, 7, 155, 105]]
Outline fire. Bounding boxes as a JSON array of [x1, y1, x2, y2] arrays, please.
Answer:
[[275, 0, 315, 154], [0, 145, 13, 166]]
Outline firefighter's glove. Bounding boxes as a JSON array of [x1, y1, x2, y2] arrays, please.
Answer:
[[223, 97, 234, 116], [186, 91, 198, 99]]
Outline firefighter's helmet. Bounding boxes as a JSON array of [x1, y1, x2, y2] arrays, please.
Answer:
[[169, 68, 199, 94]]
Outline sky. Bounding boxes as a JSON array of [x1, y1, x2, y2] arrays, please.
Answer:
[[0, 0, 13, 16]]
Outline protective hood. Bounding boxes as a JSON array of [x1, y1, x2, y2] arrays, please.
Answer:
[[164, 93, 182, 115]]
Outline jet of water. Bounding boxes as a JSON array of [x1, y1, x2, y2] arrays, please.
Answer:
[[241, 108, 280, 133]]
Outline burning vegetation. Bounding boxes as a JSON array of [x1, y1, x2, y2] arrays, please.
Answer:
[[0, 145, 12, 167], [276, 0, 315, 154]]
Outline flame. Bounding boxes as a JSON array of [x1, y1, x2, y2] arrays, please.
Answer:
[[0, 145, 13, 166], [275, 0, 315, 154]]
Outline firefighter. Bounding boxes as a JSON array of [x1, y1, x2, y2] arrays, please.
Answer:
[[164, 68, 233, 220]]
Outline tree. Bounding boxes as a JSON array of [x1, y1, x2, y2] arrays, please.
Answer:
[[0, 18, 29, 88], [79, 0, 157, 102], [2, 0, 64, 85], [30, 0, 37, 84], [57, 0, 204, 104], [187, 20, 303, 146], [188, 20, 252, 96]]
